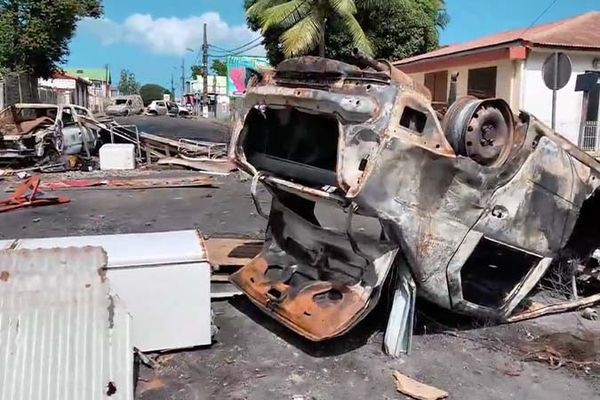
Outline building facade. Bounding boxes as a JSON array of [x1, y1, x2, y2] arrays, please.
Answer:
[[394, 12, 600, 151]]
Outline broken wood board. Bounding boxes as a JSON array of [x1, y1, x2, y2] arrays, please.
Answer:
[[157, 157, 237, 175], [36, 176, 215, 190], [392, 370, 448, 400], [205, 238, 263, 268]]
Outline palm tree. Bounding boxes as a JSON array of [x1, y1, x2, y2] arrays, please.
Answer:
[[247, 0, 376, 58]]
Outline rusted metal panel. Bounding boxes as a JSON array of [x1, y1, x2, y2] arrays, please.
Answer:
[[0, 247, 133, 400], [229, 54, 600, 342]]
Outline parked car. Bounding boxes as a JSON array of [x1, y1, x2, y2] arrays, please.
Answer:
[[146, 100, 168, 116], [147, 100, 190, 117], [0, 103, 100, 164], [106, 95, 144, 116], [168, 102, 190, 117]]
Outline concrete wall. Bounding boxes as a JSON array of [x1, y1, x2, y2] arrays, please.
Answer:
[[407, 59, 520, 109], [521, 49, 600, 144]]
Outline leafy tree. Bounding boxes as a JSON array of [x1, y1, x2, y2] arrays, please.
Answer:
[[211, 59, 227, 76], [190, 64, 204, 78], [327, 0, 448, 63], [0, 0, 102, 78], [118, 69, 140, 95], [245, 0, 448, 65], [140, 83, 169, 106], [247, 0, 374, 58]]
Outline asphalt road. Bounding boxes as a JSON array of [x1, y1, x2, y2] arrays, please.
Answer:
[[115, 115, 231, 143]]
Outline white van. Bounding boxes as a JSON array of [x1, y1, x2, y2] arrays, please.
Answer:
[[106, 95, 144, 116]]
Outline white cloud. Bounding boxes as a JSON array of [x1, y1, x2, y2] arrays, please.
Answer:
[[78, 12, 265, 57]]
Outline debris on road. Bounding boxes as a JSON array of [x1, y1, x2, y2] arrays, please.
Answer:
[[157, 157, 236, 175], [581, 307, 598, 320], [229, 54, 600, 345], [392, 370, 448, 400], [34, 175, 215, 190], [0, 175, 69, 213], [204, 237, 263, 299]]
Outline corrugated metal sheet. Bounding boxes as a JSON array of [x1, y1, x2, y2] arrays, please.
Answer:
[[0, 247, 133, 400]]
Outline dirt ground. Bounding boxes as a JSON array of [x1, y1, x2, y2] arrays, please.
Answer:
[[1, 170, 599, 400]]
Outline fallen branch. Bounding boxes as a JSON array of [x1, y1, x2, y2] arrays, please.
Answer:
[[507, 293, 600, 323]]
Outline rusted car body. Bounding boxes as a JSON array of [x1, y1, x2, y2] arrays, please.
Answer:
[[0, 103, 99, 164], [229, 56, 600, 342]]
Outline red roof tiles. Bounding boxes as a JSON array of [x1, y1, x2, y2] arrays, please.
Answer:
[[394, 11, 600, 66]]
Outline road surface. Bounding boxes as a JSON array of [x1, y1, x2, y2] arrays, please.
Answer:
[[115, 115, 230, 143]]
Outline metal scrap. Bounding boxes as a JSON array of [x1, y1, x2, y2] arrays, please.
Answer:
[[0, 175, 69, 213], [0, 247, 133, 400], [228, 55, 600, 344]]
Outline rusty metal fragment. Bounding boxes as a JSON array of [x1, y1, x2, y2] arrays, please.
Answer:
[[229, 55, 600, 342]]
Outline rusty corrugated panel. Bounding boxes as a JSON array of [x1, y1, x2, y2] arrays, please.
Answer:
[[0, 247, 133, 400]]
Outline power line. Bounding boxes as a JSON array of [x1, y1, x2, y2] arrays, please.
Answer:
[[208, 36, 263, 55], [521, 0, 560, 35]]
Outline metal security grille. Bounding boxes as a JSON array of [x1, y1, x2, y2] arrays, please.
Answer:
[[581, 121, 600, 152]]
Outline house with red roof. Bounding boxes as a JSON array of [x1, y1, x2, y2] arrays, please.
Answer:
[[394, 11, 600, 151]]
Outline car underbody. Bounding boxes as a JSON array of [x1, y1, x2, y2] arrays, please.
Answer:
[[229, 56, 600, 345]]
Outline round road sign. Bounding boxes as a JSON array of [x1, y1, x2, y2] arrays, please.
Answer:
[[542, 52, 572, 90]]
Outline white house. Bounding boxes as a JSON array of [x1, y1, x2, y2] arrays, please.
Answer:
[[394, 11, 600, 152], [38, 72, 91, 107]]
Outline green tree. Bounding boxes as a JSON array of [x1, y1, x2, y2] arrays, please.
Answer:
[[190, 64, 204, 78], [211, 59, 227, 76], [139, 83, 169, 106], [0, 0, 102, 78], [118, 69, 140, 95], [247, 0, 375, 58], [327, 0, 448, 62], [245, 0, 448, 65]]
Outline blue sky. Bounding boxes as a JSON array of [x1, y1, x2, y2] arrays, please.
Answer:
[[67, 0, 600, 94]]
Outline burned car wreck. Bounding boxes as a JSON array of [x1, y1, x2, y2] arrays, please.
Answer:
[[229, 55, 600, 348], [0, 103, 99, 165]]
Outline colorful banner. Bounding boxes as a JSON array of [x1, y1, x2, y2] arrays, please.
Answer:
[[226, 56, 270, 97]]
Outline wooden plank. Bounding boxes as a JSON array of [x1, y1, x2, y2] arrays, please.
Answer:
[[204, 238, 263, 267]]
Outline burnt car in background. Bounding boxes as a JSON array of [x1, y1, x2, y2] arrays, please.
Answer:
[[0, 103, 99, 165], [228, 55, 600, 345]]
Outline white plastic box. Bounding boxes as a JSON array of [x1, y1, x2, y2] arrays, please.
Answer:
[[99, 143, 136, 170]]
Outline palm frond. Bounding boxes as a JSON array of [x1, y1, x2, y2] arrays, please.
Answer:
[[247, 0, 283, 19], [338, 11, 373, 56], [329, 0, 357, 15], [260, 0, 312, 30], [280, 9, 322, 57]]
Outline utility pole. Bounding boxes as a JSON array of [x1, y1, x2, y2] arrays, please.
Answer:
[[181, 58, 185, 101], [202, 23, 209, 118], [170, 72, 175, 101]]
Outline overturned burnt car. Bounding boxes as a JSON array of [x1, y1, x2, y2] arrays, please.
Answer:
[[229, 55, 600, 348]]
